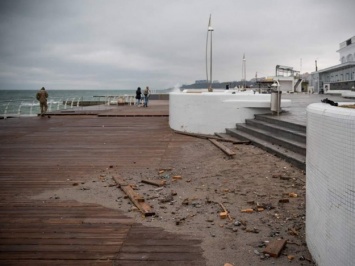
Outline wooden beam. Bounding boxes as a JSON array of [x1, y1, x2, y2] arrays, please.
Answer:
[[141, 179, 166, 187], [263, 239, 287, 257], [175, 130, 250, 144], [113, 176, 155, 216], [209, 139, 236, 157]]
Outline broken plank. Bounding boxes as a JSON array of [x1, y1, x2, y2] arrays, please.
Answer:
[[113, 176, 155, 216], [263, 239, 287, 257], [176, 130, 250, 144], [174, 131, 234, 142], [208, 138, 236, 157], [141, 179, 166, 187], [214, 133, 251, 144]]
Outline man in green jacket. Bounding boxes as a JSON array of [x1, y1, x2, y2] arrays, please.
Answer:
[[36, 87, 49, 117]]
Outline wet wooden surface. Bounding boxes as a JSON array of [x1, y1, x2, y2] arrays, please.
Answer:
[[0, 102, 206, 265]]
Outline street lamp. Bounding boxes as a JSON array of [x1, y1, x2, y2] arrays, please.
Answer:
[[206, 14, 214, 92], [271, 80, 280, 116]]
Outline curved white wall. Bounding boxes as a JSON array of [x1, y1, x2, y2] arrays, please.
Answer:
[[306, 103, 355, 266], [169, 91, 290, 134]]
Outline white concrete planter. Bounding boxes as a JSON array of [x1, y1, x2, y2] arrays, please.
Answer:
[[306, 103, 355, 266], [169, 91, 290, 134]]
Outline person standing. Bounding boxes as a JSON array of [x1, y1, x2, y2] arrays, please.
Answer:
[[143, 86, 150, 107], [135, 87, 142, 106], [36, 87, 49, 117]]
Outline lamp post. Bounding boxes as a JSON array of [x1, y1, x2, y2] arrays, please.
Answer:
[[206, 14, 214, 92], [271, 79, 280, 116]]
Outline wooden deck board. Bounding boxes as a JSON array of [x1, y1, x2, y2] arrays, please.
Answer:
[[0, 108, 206, 265]]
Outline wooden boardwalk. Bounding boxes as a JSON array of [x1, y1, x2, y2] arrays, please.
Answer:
[[0, 101, 206, 265]]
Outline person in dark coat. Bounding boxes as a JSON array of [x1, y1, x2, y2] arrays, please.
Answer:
[[36, 87, 49, 117], [135, 87, 142, 106]]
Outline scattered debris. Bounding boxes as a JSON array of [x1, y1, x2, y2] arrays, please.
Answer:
[[246, 228, 259, 233], [288, 227, 299, 236], [172, 175, 182, 180], [241, 208, 254, 213], [299, 255, 313, 262], [182, 198, 190, 205], [279, 198, 290, 203], [215, 201, 232, 220], [159, 194, 174, 203]]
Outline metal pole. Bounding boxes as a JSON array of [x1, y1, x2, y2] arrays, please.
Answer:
[[277, 79, 280, 116], [210, 30, 213, 91], [206, 29, 209, 86]]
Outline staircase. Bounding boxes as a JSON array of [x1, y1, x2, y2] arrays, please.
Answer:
[[294, 78, 302, 91], [226, 114, 306, 170]]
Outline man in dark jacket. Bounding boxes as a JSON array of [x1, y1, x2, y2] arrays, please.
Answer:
[[36, 87, 49, 117]]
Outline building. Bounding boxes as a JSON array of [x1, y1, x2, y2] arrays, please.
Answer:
[[256, 65, 303, 93], [310, 36, 355, 94]]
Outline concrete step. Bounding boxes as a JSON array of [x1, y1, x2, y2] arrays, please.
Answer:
[[254, 114, 306, 133], [245, 119, 306, 144], [235, 123, 306, 156], [226, 128, 306, 170]]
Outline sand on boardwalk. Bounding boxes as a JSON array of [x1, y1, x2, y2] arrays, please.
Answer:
[[32, 138, 314, 266]]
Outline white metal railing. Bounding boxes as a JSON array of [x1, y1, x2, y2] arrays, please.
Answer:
[[0, 94, 140, 119], [0, 97, 84, 119]]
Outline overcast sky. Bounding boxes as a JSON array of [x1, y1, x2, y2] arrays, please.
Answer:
[[0, 0, 354, 90]]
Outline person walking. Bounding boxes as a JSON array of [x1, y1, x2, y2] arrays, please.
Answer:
[[143, 86, 151, 107], [135, 87, 142, 106], [36, 87, 50, 117]]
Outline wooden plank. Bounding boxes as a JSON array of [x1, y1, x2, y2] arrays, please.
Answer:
[[113, 176, 155, 216], [263, 239, 287, 257], [141, 179, 166, 187], [117, 252, 203, 261], [208, 138, 236, 157], [176, 130, 250, 144]]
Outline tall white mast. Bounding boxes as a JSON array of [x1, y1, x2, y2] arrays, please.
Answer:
[[206, 14, 214, 92], [242, 53, 246, 88]]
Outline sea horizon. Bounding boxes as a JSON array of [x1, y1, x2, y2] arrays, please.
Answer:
[[0, 89, 169, 117]]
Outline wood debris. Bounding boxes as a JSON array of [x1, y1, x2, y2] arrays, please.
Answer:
[[141, 179, 166, 187], [263, 239, 287, 257], [174, 130, 248, 144], [208, 138, 236, 157], [113, 175, 155, 216]]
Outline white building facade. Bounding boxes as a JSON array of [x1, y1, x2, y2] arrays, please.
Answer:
[[310, 36, 355, 94]]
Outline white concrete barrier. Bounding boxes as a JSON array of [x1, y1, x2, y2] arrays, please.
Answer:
[[306, 103, 355, 266], [169, 91, 291, 134]]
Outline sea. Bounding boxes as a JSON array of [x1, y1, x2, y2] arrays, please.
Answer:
[[0, 89, 167, 117]]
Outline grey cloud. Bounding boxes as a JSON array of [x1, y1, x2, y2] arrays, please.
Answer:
[[0, 0, 354, 90]]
